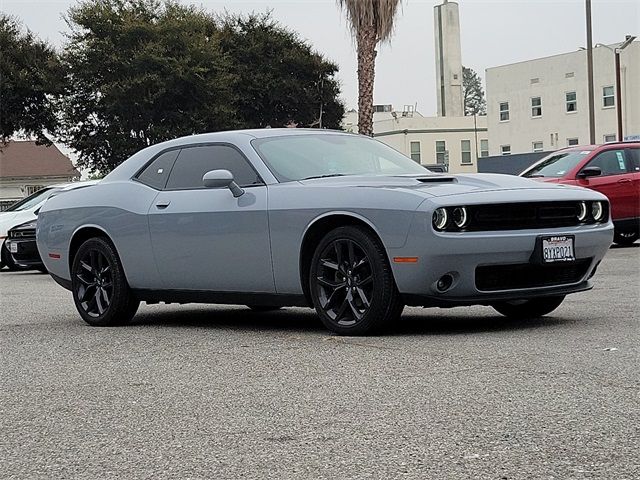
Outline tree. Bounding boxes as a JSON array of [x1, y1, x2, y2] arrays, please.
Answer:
[[0, 14, 64, 144], [462, 66, 486, 116], [60, 0, 236, 173], [216, 13, 344, 130], [61, 1, 344, 174], [338, 0, 402, 136]]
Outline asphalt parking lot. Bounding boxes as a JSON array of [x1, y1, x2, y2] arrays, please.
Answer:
[[1, 246, 638, 479]]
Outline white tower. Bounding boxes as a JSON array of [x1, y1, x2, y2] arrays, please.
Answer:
[[434, 0, 464, 117]]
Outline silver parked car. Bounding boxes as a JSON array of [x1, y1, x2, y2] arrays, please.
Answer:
[[36, 129, 613, 335]]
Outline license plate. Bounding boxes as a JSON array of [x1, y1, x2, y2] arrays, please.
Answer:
[[541, 235, 575, 263], [9, 242, 17, 253]]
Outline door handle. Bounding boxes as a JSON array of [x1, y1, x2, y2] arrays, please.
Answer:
[[155, 201, 171, 209], [617, 178, 632, 184]]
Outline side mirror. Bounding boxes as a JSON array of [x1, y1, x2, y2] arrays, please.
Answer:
[[577, 166, 602, 178], [202, 169, 244, 197]]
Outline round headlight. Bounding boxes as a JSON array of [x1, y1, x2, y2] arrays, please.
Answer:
[[433, 208, 448, 231], [452, 207, 468, 228], [577, 201, 588, 222], [592, 201, 604, 221]]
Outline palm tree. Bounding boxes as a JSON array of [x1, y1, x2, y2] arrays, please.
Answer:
[[338, 0, 402, 136]]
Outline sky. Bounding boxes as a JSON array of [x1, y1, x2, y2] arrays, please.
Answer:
[[1, 0, 639, 116]]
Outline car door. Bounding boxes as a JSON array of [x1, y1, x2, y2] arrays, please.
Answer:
[[147, 144, 275, 292], [576, 148, 635, 220], [627, 147, 640, 219]]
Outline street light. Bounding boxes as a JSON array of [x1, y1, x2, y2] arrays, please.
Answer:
[[596, 35, 637, 141]]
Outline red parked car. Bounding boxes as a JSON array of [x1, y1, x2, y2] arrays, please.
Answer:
[[521, 142, 640, 246]]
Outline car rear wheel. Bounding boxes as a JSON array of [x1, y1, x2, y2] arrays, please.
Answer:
[[614, 230, 639, 246], [309, 226, 404, 335], [71, 237, 139, 326], [492, 295, 565, 319]]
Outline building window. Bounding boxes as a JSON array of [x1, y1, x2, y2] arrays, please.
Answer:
[[501, 145, 511, 156], [532, 141, 544, 152], [566, 92, 577, 112], [24, 185, 45, 196], [603, 86, 615, 108], [603, 134, 617, 143], [410, 141, 421, 162], [531, 97, 542, 117], [461, 140, 472, 164], [435, 141, 447, 164], [567, 138, 579, 146], [373, 104, 393, 113], [480, 139, 489, 157], [499, 102, 509, 121]]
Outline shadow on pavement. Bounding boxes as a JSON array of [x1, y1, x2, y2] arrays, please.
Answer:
[[129, 304, 573, 336]]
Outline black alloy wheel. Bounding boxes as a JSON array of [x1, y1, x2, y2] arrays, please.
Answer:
[[492, 295, 565, 319], [71, 237, 139, 326], [310, 226, 404, 335], [613, 230, 639, 246]]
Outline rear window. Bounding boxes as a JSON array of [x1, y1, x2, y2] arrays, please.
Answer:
[[136, 150, 180, 189]]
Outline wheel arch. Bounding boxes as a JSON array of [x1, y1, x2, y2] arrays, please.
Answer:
[[298, 212, 393, 306], [68, 225, 114, 272]]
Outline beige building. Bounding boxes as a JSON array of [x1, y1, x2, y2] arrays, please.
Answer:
[[486, 41, 640, 156], [343, 107, 487, 174], [0, 141, 80, 210]]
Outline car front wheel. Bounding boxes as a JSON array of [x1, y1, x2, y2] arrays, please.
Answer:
[[71, 237, 139, 326], [614, 230, 639, 246], [492, 295, 565, 319], [309, 225, 404, 335]]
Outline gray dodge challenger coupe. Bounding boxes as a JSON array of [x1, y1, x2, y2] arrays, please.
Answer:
[[36, 129, 613, 335]]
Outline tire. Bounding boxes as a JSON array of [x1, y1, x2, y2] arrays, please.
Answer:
[[614, 230, 639, 246], [71, 237, 139, 326], [309, 225, 404, 335], [492, 295, 565, 319], [246, 305, 282, 312], [1, 241, 29, 271]]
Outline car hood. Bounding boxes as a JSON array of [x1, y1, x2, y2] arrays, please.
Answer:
[[298, 173, 574, 198]]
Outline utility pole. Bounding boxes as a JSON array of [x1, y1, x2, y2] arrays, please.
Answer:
[[615, 50, 622, 141], [586, 0, 596, 144]]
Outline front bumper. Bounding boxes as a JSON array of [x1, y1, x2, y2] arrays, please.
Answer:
[[6, 238, 43, 267], [389, 218, 613, 306]]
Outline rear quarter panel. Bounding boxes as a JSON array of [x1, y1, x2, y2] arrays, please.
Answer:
[[37, 181, 162, 288]]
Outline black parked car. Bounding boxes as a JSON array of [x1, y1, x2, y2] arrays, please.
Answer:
[[6, 220, 45, 272]]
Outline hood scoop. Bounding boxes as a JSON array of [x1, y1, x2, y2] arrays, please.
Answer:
[[415, 176, 457, 183]]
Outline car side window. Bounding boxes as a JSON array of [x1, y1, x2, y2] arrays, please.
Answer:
[[136, 150, 180, 189], [165, 145, 262, 190], [586, 149, 629, 176]]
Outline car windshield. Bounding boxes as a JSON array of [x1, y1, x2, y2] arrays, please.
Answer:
[[522, 150, 591, 178], [4, 188, 55, 212], [252, 134, 429, 182]]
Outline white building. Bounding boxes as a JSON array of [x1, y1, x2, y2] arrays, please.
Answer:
[[486, 41, 640, 156], [343, 107, 487, 174]]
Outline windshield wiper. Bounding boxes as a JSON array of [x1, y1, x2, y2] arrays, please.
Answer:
[[525, 174, 545, 178], [301, 174, 347, 180]]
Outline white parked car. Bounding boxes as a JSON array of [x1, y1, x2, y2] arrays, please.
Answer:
[[0, 181, 98, 270]]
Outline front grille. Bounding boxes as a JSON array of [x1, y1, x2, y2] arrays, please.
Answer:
[[476, 259, 592, 291], [9, 229, 36, 239], [466, 202, 604, 231]]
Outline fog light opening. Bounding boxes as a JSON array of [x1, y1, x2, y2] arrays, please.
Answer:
[[436, 274, 455, 292]]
